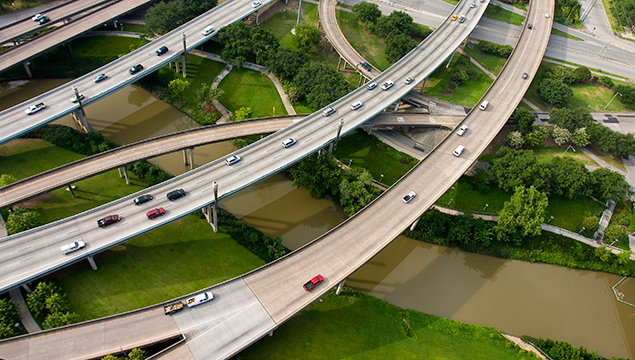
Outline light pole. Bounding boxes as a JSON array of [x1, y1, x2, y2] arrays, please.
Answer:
[[448, 198, 453, 206], [579, 226, 586, 233], [379, 174, 384, 182], [483, 203, 489, 211], [547, 215, 554, 223], [348, 159, 352, 167], [604, 92, 622, 109], [561, 145, 576, 157]]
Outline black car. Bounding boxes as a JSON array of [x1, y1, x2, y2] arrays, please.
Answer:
[[360, 61, 371, 71], [129, 64, 144, 75], [134, 194, 153, 205], [166, 189, 186, 201], [156, 46, 168, 56], [39, 16, 50, 25]]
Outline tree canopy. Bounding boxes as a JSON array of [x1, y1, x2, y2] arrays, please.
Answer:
[[352, 1, 382, 23], [6, 207, 42, 235], [496, 186, 548, 241], [294, 24, 322, 53], [146, 0, 217, 35], [548, 107, 592, 132], [292, 63, 353, 110], [491, 147, 550, 193], [538, 78, 572, 107]]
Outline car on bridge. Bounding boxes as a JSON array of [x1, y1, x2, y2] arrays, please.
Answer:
[[146, 208, 165, 220], [186, 291, 214, 307], [470, 2, 476, 8], [25, 103, 45, 115], [32, 13, 45, 21], [166, 189, 186, 201], [451, 14, 458, 21], [134, 194, 153, 205], [350, 101, 363, 110], [322, 107, 336, 116], [367, 82, 377, 90], [360, 61, 372, 71], [156, 46, 169, 56], [303, 274, 324, 291], [453, 145, 465, 157], [282, 138, 296, 148], [457, 125, 468, 136], [405, 77, 414, 84], [381, 81, 394, 90], [522, 72, 529, 80], [97, 215, 120, 228], [93, 74, 107, 83], [38, 16, 50, 25], [225, 155, 242, 165], [60, 241, 85, 255], [252, 1, 262, 7], [459, 15, 466, 23], [70, 94, 84, 103], [402, 191, 416, 203], [129, 64, 144, 75]]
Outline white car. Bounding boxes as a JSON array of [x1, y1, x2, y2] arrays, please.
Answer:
[[61, 241, 85, 255], [70, 94, 84, 103], [381, 81, 394, 90], [186, 292, 214, 308], [453, 145, 465, 157], [367, 82, 377, 90], [31, 13, 45, 21], [402, 191, 416, 203], [225, 155, 242, 165], [545, 13, 550, 18], [470, 2, 476, 8], [350, 101, 363, 110], [25, 102, 45, 115], [405, 77, 414, 84], [457, 125, 468, 136], [322, 107, 335, 116], [252, 1, 262, 7], [281, 138, 296, 148]]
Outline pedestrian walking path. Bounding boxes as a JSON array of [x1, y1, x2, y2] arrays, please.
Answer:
[[8, 288, 41, 333]]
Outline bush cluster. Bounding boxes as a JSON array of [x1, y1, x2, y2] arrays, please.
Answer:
[[26, 281, 80, 330], [523, 336, 628, 360], [0, 298, 20, 339], [216, 208, 289, 262], [25, 124, 117, 156], [127, 161, 172, 187], [477, 41, 513, 58]]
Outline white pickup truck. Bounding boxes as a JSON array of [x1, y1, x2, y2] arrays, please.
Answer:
[[186, 291, 214, 308], [25, 102, 46, 115]]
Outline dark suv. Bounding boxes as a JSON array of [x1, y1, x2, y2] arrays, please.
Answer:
[[156, 46, 168, 56], [129, 64, 144, 75], [166, 189, 186, 201], [360, 61, 372, 71]]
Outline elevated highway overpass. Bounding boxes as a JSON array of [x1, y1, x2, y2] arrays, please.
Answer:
[[0, 0, 157, 74], [0, 0, 117, 46], [0, 112, 461, 209], [0, 0, 271, 144], [0, 0, 554, 357]]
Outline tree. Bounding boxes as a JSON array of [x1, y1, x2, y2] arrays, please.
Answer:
[[195, 84, 223, 111], [547, 157, 591, 198], [514, 107, 535, 134], [551, 126, 571, 146], [250, 27, 279, 65], [352, 1, 381, 22], [581, 215, 600, 233], [594, 246, 611, 262], [496, 186, 548, 241], [230, 107, 253, 122], [571, 127, 590, 147], [506, 131, 525, 149], [615, 84, 635, 105], [127, 348, 147, 360], [146, 0, 217, 35], [447, 213, 475, 246], [293, 63, 353, 110], [294, 24, 321, 53], [45, 292, 70, 314], [525, 127, 549, 147], [604, 224, 628, 244], [491, 147, 550, 193], [573, 66, 592, 83], [385, 33, 418, 62], [265, 48, 308, 82], [0, 298, 20, 339], [6, 207, 42, 235], [42, 311, 80, 330], [590, 168, 630, 202], [548, 107, 592, 132], [374, 11, 413, 38], [0, 174, 18, 187], [617, 251, 633, 267], [26, 281, 60, 318], [288, 154, 341, 198], [218, 22, 252, 66], [547, 341, 581, 360], [168, 79, 190, 101], [539, 78, 572, 107], [550, 65, 578, 85]]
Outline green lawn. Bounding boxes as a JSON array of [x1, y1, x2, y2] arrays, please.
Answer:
[[462, 44, 507, 76], [333, 130, 419, 185], [337, 9, 392, 71], [532, 145, 597, 166], [436, 179, 511, 214], [122, 24, 149, 34], [551, 27, 584, 41], [217, 67, 288, 118], [236, 289, 534, 360], [569, 82, 635, 112], [48, 214, 264, 319], [423, 55, 494, 107], [483, 5, 526, 26]]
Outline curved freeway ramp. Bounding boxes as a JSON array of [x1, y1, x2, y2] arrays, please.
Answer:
[[0, 112, 461, 209], [0, 0, 553, 358]]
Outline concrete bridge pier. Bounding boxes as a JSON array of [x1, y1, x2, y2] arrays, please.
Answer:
[[268, 330, 273, 336], [202, 182, 219, 232], [393, 100, 401, 112], [66, 42, 74, 58], [175, 59, 180, 73], [87, 256, 98, 270], [331, 118, 344, 153], [22, 283, 32, 293], [23, 61, 32, 79], [71, 109, 90, 133], [188, 147, 194, 170], [335, 279, 346, 295], [255, 10, 259, 24], [410, 217, 420, 231], [118, 166, 130, 185], [182, 148, 194, 169], [446, 48, 457, 68]]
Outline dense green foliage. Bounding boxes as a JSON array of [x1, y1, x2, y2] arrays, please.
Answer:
[[549, 107, 593, 132], [5, 207, 42, 235], [615, 83, 635, 105], [294, 24, 322, 53], [0, 298, 20, 339], [586, 122, 635, 156], [26, 281, 80, 330], [146, 0, 217, 35], [539, 78, 573, 107], [477, 41, 513, 58], [496, 186, 548, 242], [386, 33, 419, 62], [445, 55, 478, 93], [218, 22, 257, 66], [513, 107, 535, 134], [524, 336, 628, 360], [25, 124, 117, 156], [605, 0, 635, 33], [216, 208, 289, 262], [265, 48, 308, 82], [292, 63, 353, 110], [352, 1, 382, 22], [100, 348, 146, 360]]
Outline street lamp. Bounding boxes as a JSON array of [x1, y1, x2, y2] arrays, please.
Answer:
[[579, 226, 586, 233], [448, 198, 453, 206], [348, 159, 352, 167], [547, 215, 554, 223], [604, 92, 622, 109], [561, 145, 576, 157], [379, 174, 384, 182], [483, 203, 489, 211]]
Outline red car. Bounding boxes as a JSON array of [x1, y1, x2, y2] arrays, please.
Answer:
[[146, 208, 165, 220], [97, 215, 120, 228], [303, 274, 324, 291]]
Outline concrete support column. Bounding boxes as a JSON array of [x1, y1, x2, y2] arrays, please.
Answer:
[[23, 62, 32, 79], [393, 101, 400, 112], [71, 109, 90, 133], [67, 42, 74, 58], [337, 57, 342, 71], [446, 49, 456, 68], [297, 0, 303, 24], [358, 75, 364, 87], [212, 181, 218, 233], [336, 279, 346, 295], [189, 147, 194, 170], [67, 184, 76, 198], [421, 77, 427, 92], [255, 11, 259, 24], [331, 118, 344, 153], [120, 166, 130, 185], [268, 330, 274, 336], [22, 283, 32, 293], [87, 256, 98, 270], [175, 59, 180, 73], [182, 55, 187, 78], [410, 217, 420, 231], [183, 149, 189, 166]]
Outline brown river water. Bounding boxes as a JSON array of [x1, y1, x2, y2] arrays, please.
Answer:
[[1, 80, 633, 359]]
